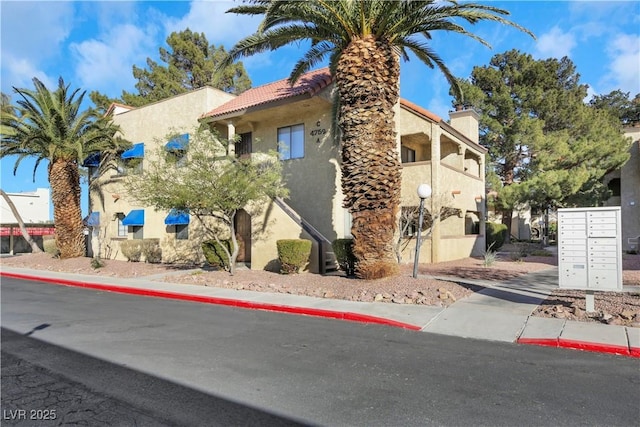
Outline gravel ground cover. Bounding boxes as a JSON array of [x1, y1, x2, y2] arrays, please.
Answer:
[[2, 245, 638, 327]]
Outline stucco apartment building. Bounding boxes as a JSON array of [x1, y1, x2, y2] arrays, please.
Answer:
[[88, 68, 486, 272], [604, 125, 640, 252]]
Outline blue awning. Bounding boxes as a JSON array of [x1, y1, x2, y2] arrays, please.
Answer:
[[122, 209, 144, 226], [165, 134, 189, 151], [121, 143, 144, 159], [83, 211, 100, 227], [82, 152, 100, 167], [164, 209, 190, 225]]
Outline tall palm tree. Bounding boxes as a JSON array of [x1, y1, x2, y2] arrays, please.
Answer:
[[222, 0, 533, 279], [1, 78, 129, 258]]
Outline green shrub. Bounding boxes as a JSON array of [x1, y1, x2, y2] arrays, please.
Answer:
[[530, 249, 553, 257], [332, 238, 356, 276], [483, 242, 498, 267], [120, 240, 143, 262], [141, 238, 162, 263], [90, 257, 105, 269], [486, 222, 508, 250], [202, 239, 234, 270], [43, 238, 59, 257], [276, 239, 312, 274]]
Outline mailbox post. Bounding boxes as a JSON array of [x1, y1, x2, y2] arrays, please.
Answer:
[[558, 207, 622, 312]]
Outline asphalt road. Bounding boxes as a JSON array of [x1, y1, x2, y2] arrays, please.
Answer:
[[1, 277, 639, 426]]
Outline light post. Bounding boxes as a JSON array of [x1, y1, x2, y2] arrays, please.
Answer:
[[413, 183, 432, 278]]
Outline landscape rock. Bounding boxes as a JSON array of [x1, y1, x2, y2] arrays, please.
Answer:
[[3, 250, 639, 328]]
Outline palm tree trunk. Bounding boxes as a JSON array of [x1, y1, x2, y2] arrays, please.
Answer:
[[0, 188, 43, 253], [48, 158, 85, 258], [336, 36, 402, 279]]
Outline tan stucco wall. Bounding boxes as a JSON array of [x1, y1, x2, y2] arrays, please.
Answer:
[[215, 92, 344, 243], [396, 106, 486, 262], [620, 128, 640, 251], [251, 199, 319, 273], [89, 87, 236, 262], [92, 85, 488, 267], [603, 127, 640, 251], [399, 237, 433, 264]]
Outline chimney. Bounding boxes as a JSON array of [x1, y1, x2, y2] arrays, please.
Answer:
[[449, 108, 480, 144]]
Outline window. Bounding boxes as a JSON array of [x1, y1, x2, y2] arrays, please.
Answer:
[[278, 124, 304, 160], [118, 143, 144, 175], [175, 224, 189, 240], [115, 213, 127, 237], [401, 146, 416, 163], [121, 157, 143, 175], [89, 166, 100, 179], [132, 226, 143, 240], [165, 134, 188, 167], [608, 178, 621, 197], [82, 153, 101, 179], [166, 150, 186, 167], [465, 211, 481, 235]]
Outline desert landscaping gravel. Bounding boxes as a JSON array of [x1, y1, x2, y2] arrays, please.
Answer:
[[2, 247, 638, 327]]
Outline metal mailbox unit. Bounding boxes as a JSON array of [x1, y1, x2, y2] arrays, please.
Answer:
[[558, 207, 622, 292]]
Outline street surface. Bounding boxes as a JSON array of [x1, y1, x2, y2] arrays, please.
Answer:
[[1, 277, 639, 426]]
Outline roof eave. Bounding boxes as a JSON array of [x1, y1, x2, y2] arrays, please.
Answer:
[[200, 92, 321, 124]]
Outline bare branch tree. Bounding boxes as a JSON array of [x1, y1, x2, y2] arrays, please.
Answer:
[[395, 193, 460, 263]]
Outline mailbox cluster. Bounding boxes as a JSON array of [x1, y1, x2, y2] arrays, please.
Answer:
[[558, 207, 622, 291]]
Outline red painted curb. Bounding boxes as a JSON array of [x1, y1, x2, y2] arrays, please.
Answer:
[[558, 338, 633, 357], [517, 337, 638, 358], [0, 271, 422, 331]]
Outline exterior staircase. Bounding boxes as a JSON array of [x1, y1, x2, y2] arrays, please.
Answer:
[[323, 247, 339, 275], [274, 198, 340, 275]]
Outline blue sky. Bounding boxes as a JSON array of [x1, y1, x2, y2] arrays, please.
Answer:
[[1, 0, 639, 219]]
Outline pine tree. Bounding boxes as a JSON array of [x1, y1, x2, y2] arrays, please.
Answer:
[[457, 50, 631, 237], [90, 29, 251, 110]]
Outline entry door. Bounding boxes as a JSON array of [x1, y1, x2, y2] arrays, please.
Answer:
[[235, 132, 252, 159], [234, 209, 251, 263]]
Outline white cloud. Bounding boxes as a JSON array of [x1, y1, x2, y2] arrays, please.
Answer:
[[0, 1, 74, 58], [165, 1, 302, 86], [0, 1, 74, 92], [534, 26, 576, 59], [603, 33, 640, 95], [165, 1, 262, 48], [70, 24, 157, 95], [1, 54, 55, 92]]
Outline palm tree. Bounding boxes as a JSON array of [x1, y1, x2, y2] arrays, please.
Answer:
[[1, 78, 130, 259], [222, 0, 533, 279]]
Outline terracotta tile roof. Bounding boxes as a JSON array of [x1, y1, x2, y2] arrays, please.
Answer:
[[400, 98, 485, 150], [201, 68, 334, 120], [399, 98, 442, 123]]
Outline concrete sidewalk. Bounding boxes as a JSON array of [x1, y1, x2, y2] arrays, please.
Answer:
[[1, 265, 638, 358]]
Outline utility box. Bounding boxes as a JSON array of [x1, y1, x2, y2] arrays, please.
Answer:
[[558, 207, 622, 291]]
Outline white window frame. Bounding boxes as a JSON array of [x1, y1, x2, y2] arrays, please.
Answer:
[[116, 213, 127, 237], [277, 124, 305, 160]]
